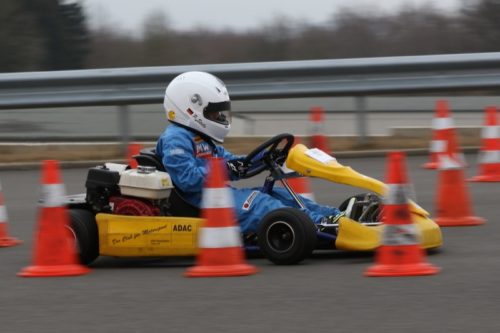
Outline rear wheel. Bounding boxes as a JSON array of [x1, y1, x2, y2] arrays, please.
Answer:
[[68, 209, 99, 265], [257, 208, 317, 265]]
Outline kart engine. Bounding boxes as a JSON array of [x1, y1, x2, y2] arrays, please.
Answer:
[[85, 164, 173, 216]]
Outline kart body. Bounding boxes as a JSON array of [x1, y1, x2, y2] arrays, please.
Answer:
[[66, 134, 442, 265]]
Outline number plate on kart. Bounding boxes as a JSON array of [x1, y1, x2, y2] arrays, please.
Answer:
[[305, 148, 337, 164]]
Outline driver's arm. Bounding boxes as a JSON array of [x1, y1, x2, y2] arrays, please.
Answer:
[[215, 145, 246, 181]]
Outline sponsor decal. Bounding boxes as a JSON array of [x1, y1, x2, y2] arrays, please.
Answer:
[[169, 148, 185, 156], [195, 141, 212, 158], [173, 224, 192, 232], [193, 114, 206, 128], [167, 110, 176, 121], [242, 190, 259, 211], [161, 178, 171, 187]]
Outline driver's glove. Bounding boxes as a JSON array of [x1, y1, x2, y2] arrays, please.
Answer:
[[226, 159, 249, 179]]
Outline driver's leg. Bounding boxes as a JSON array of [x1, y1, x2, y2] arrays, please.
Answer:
[[231, 187, 289, 234], [270, 188, 341, 222]]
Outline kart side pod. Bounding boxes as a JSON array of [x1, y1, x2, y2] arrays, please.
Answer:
[[285, 144, 443, 250]]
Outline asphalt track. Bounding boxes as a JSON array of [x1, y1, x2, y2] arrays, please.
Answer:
[[0, 153, 499, 333]]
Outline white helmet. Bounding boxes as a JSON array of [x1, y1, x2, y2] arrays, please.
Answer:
[[163, 71, 231, 142]]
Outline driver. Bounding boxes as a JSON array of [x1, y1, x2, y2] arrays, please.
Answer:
[[156, 71, 343, 234]]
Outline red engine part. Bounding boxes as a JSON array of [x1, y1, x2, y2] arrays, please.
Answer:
[[110, 196, 160, 216]]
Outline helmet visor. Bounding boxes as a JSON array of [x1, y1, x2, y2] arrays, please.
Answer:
[[204, 101, 231, 125]]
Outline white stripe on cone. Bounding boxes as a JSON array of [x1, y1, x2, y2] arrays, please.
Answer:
[[382, 224, 420, 246], [39, 184, 66, 207], [432, 117, 454, 130], [384, 184, 409, 205], [0, 205, 7, 222], [198, 226, 242, 248], [438, 155, 462, 170], [430, 140, 446, 153], [482, 126, 500, 139], [300, 192, 315, 201], [479, 151, 500, 164], [201, 188, 234, 209]]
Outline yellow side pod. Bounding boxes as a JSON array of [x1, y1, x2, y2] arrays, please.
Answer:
[[96, 214, 203, 257], [335, 216, 443, 251], [286, 144, 443, 250]]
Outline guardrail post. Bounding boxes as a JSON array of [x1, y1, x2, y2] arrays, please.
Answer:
[[117, 104, 131, 154], [355, 96, 368, 145]]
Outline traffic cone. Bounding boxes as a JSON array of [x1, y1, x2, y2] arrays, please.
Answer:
[[0, 181, 22, 247], [127, 142, 143, 169], [309, 106, 330, 153], [18, 160, 91, 277], [423, 100, 465, 169], [434, 132, 485, 227], [185, 157, 258, 277], [287, 137, 315, 201], [365, 151, 440, 277], [469, 106, 500, 182]]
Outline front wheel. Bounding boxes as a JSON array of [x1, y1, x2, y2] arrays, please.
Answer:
[[257, 208, 317, 265], [68, 209, 99, 265]]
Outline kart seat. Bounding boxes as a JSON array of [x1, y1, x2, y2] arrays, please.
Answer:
[[134, 148, 166, 172], [134, 148, 200, 218]]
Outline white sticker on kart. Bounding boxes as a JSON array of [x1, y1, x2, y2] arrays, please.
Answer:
[[305, 148, 336, 164]]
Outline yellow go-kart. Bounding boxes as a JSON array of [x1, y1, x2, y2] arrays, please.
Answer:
[[66, 133, 442, 266]]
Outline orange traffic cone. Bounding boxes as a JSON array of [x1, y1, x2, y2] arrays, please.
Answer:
[[287, 137, 315, 201], [127, 142, 143, 169], [365, 151, 440, 277], [309, 106, 330, 153], [0, 181, 22, 247], [469, 106, 500, 182], [423, 100, 465, 169], [185, 157, 258, 277], [435, 133, 485, 227], [18, 160, 91, 277]]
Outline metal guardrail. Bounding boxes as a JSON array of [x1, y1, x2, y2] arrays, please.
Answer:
[[2, 52, 500, 109], [1, 52, 500, 143]]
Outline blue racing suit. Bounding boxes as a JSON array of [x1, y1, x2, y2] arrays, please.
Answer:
[[156, 123, 340, 234]]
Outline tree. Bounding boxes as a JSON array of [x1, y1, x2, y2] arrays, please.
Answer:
[[0, 0, 44, 72], [21, 0, 89, 70], [460, 0, 500, 52]]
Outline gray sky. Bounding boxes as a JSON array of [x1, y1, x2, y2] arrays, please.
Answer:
[[82, 0, 463, 35]]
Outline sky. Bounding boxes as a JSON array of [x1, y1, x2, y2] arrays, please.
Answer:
[[81, 0, 463, 35]]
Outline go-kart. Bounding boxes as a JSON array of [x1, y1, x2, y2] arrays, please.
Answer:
[[65, 133, 442, 266]]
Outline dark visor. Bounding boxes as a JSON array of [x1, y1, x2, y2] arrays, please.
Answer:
[[203, 101, 231, 125], [204, 101, 231, 114]]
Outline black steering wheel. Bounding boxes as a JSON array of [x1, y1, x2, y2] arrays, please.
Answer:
[[241, 133, 295, 178]]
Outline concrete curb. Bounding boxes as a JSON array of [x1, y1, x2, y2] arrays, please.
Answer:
[[0, 127, 483, 170]]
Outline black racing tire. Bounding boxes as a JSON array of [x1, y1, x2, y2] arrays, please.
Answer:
[[257, 208, 317, 265], [68, 209, 99, 265]]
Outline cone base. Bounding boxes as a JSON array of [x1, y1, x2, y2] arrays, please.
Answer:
[[422, 161, 438, 169], [364, 262, 440, 277], [185, 264, 258, 278], [436, 215, 485, 227], [468, 174, 500, 182], [18, 264, 90, 277], [0, 237, 22, 247]]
